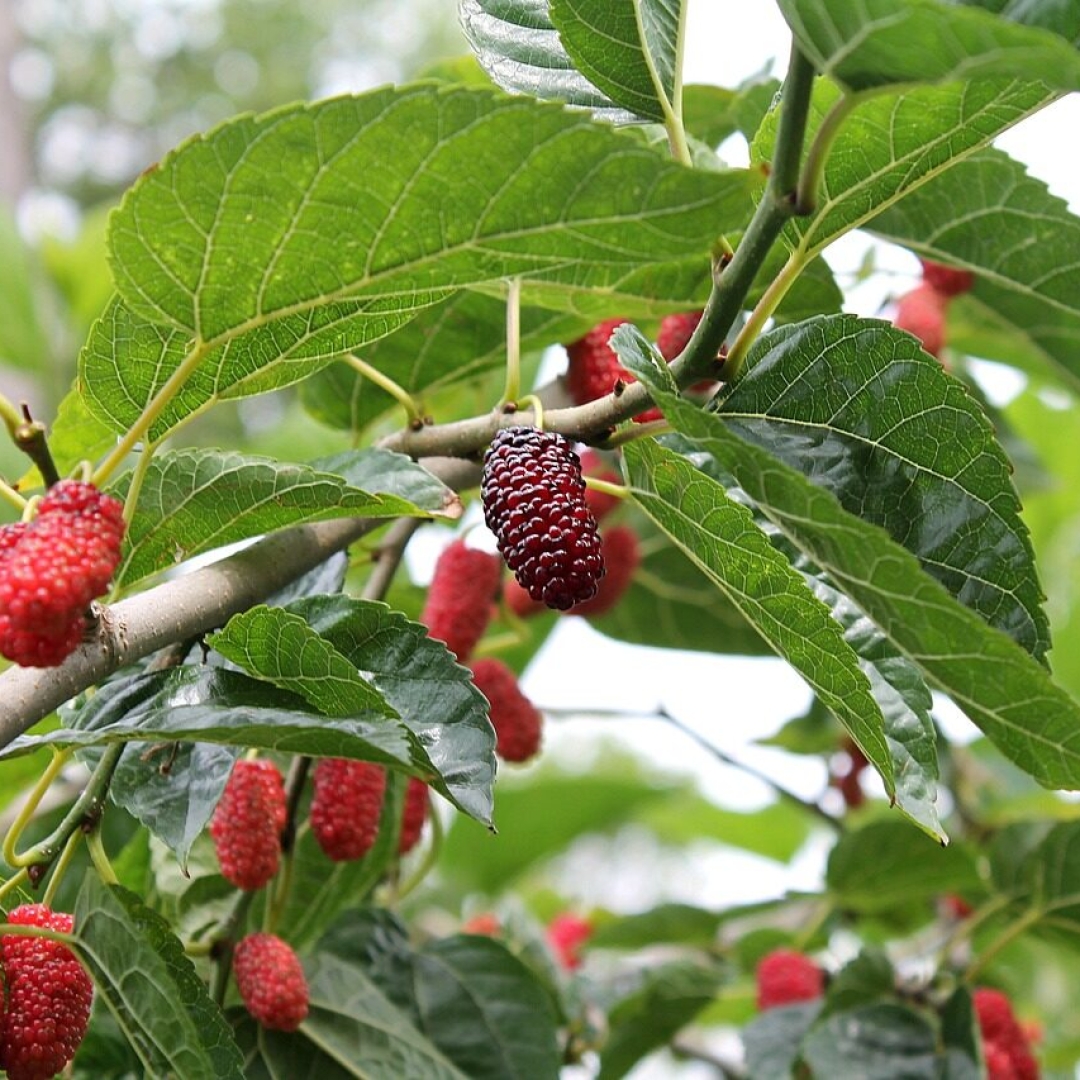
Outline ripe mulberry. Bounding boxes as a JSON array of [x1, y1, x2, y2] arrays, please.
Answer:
[[470, 657, 543, 763], [399, 777, 430, 854], [893, 283, 947, 358], [0, 904, 93, 1080], [210, 759, 287, 890], [233, 932, 309, 1031], [420, 539, 501, 661], [481, 427, 604, 610], [547, 913, 592, 970], [573, 525, 640, 618], [920, 258, 975, 298]]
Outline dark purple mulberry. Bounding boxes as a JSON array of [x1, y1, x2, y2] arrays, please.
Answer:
[[481, 427, 605, 610]]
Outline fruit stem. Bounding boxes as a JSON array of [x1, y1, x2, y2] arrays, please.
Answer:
[[43, 831, 84, 907], [0, 867, 30, 906], [13, 417, 60, 487], [517, 393, 544, 431], [499, 277, 524, 407], [394, 798, 443, 903], [84, 826, 118, 886], [2, 747, 73, 869], [0, 475, 28, 513], [584, 476, 627, 503], [0, 391, 22, 437], [344, 352, 423, 426], [211, 889, 257, 1006], [8, 743, 123, 871]]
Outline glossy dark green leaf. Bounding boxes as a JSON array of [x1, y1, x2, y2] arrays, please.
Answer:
[[598, 959, 724, 1080], [826, 821, 980, 911], [619, 340, 1080, 789], [622, 437, 895, 799], [236, 953, 469, 1079], [742, 1002, 819, 1080], [940, 987, 982, 1080], [870, 147, 1080, 392], [548, 0, 681, 123], [801, 1003, 939, 1080], [822, 949, 896, 1017], [414, 936, 561, 1080], [283, 595, 496, 825], [777, 0, 1080, 90], [73, 876, 243, 1080], [112, 449, 453, 588], [209, 605, 397, 719]]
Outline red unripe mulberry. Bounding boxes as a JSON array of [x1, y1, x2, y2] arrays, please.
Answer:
[[470, 657, 543, 763], [0, 481, 126, 668], [399, 777, 430, 854], [310, 759, 386, 862], [755, 949, 824, 1010], [420, 539, 501, 661], [573, 525, 640, 618], [547, 913, 592, 970], [0, 904, 93, 1080], [578, 449, 622, 523], [920, 258, 975, 298], [974, 988, 1039, 1080], [481, 427, 605, 610], [210, 759, 287, 890], [233, 932, 309, 1032], [565, 318, 630, 406], [893, 284, 947, 358]]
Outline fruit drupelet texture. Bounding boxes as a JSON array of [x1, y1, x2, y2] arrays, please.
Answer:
[[755, 949, 824, 1010], [420, 539, 501, 661], [309, 758, 387, 862], [470, 657, 543, 763], [481, 427, 605, 610], [233, 932, 310, 1032], [210, 759, 287, 891]]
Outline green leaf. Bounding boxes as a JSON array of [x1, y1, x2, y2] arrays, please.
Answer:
[[621, 348, 1080, 790], [826, 820, 980, 912], [622, 437, 895, 799], [742, 1002, 820, 1080], [598, 959, 725, 1080], [590, 904, 722, 950], [754, 77, 1057, 261], [822, 949, 896, 1017], [209, 605, 397, 719], [73, 876, 243, 1080], [112, 448, 455, 588], [283, 595, 496, 825], [548, 0, 682, 123], [459, 0, 634, 120], [108, 740, 239, 871], [940, 987, 982, 1080], [95, 84, 753, 440], [413, 936, 562, 1079], [716, 314, 1047, 657], [801, 1003, 939, 1079], [869, 147, 1080, 392], [237, 953, 470, 1080], [776, 0, 1080, 91], [0, 208, 52, 372]]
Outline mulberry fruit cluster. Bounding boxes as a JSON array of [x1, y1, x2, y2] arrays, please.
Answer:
[[210, 759, 288, 890], [420, 539, 501, 661], [0, 480, 126, 668], [233, 932, 309, 1032], [755, 949, 824, 1010], [974, 988, 1039, 1080], [546, 913, 592, 971], [481, 426, 604, 610], [0, 904, 93, 1080], [470, 657, 543, 763], [892, 258, 975, 361]]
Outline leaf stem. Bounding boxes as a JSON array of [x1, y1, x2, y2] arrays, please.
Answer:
[[725, 250, 809, 376], [499, 277, 523, 407], [0, 475, 27, 513], [345, 353, 423, 426], [84, 826, 118, 886], [2, 748, 73, 868], [92, 341, 212, 486], [794, 90, 864, 216], [0, 391, 22, 438]]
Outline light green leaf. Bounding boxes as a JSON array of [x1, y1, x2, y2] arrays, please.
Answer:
[[208, 605, 397, 719], [623, 437, 895, 799], [459, 0, 634, 120], [73, 876, 243, 1080], [868, 147, 1080, 392], [549, 0, 683, 123], [753, 77, 1057, 261], [0, 208, 52, 372], [112, 448, 456, 588], [776, 0, 1080, 91]]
